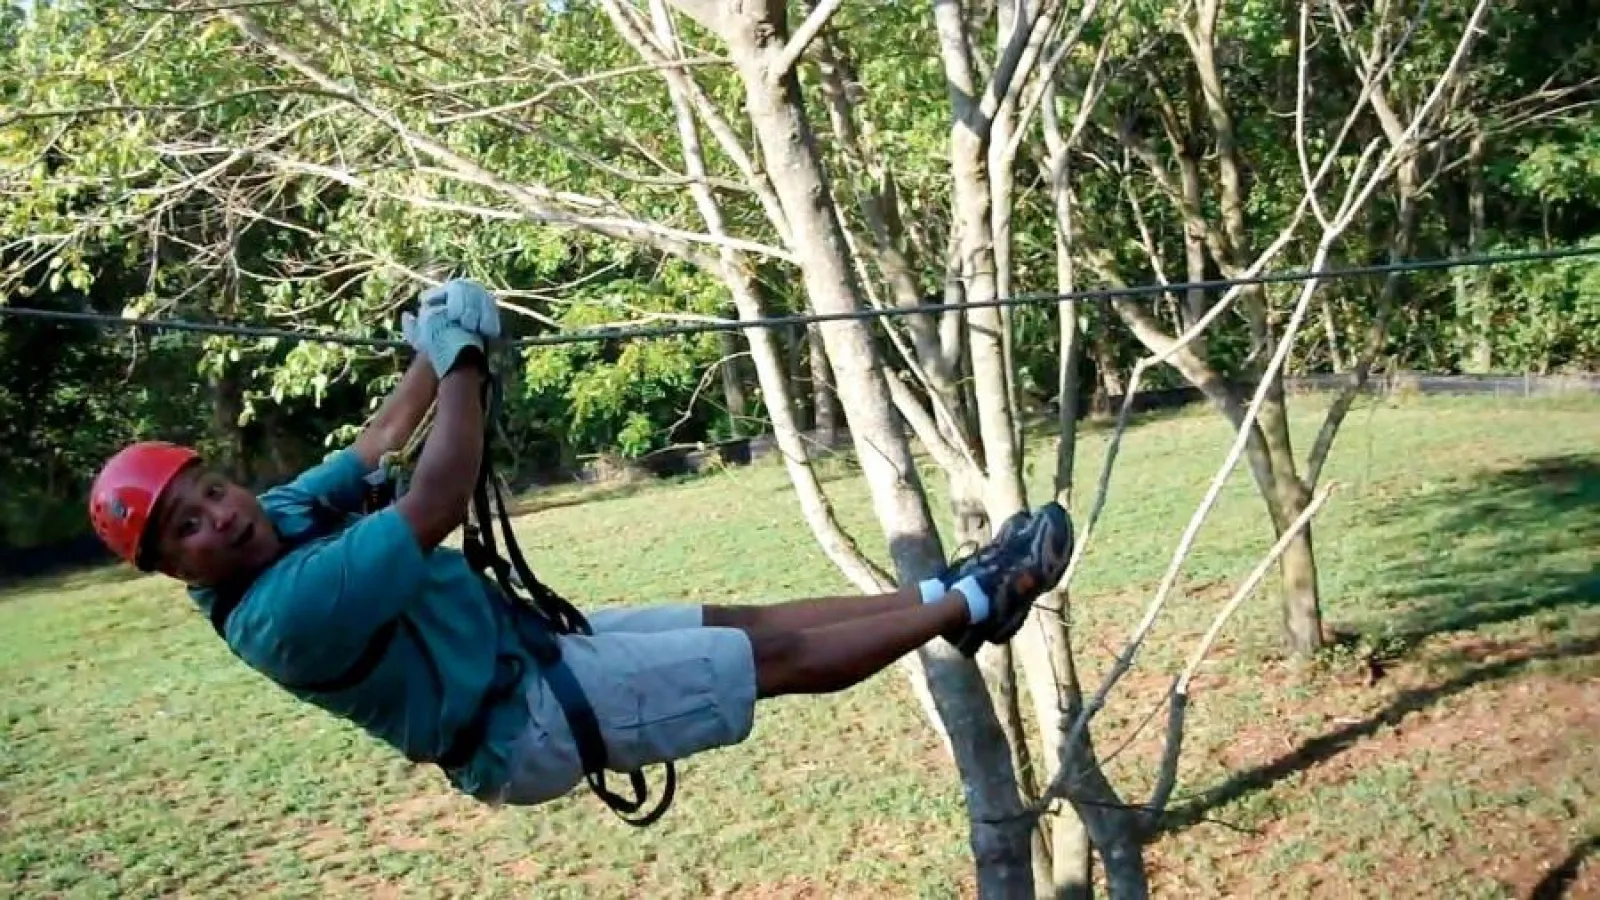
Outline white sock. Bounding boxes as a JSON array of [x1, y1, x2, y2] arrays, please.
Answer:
[[919, 576, 991, 623]]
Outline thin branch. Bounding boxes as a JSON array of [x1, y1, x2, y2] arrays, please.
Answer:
[[770, 0, 845, 83], [1295, 0, 1331, 230], [886, 374, 984, 490], [1057, 194, 1313, 591], [221, 10, 793, 267], [835, 217, 979, 472], [982, 0, 1067, 133], [128, 0, 291, 11], [1176, 482, 1338, 696], [1043, 228, 1341, 813], [423, 93, 757, 194], [664, 350, 750, 440], [1004, 0, 1114, 164], [0, 85, 330, 129], [1047, 4, 1481, 781], [1140, 480, 1338, 827], [1141, 690, 1188, 829], [599, 0, 795, 249], [427, 57, 730, 125]]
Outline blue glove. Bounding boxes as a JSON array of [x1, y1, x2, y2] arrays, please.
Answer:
[[402, 303, 484, 379], [420, 278, 501, 341]]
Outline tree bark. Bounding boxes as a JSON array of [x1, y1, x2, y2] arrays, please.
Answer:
[[1277, 485, 1323, 657], [700, 5, 1036, 892], [934, 0, 1028, 520], [807, 324, 840, 447], [209, 370, 250, 484], [1090, 330, 1124, 415], [1462, 130, 1492, 372], [646, 0, 887, 592], [1037, 81, 1095, 897], [990, 0, 1026, 460], [1321, 295, 1347, 372], [785, 325, 810, 424], [718, 329, 749, 437]]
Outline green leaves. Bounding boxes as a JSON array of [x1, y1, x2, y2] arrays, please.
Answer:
[[1, 0, 1595, 490]]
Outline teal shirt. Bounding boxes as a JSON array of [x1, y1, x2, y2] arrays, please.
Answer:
[[188, 449, 533, 801]]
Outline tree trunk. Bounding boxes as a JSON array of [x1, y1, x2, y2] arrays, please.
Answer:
[[1098, 834, 1150, 900], [719, 330, 749, 437], [935, 0, 1028, 521], [807, 324, 840, 447], [1279, 503, 1323, 658], [1089, 328, 1124, 415], [952, 135, 1026, 516], [1321, 295, 1347, 372], [700, 5, 1035, 892], [990, 0, 1026, 461], [1056, 297, 1083, 505], [209, 370, 249, 484], [1038, 81, 1094, 898], [785, 325, 810, 424], [1463, 130, 1492, 373], [960, 489, 1049, 895]]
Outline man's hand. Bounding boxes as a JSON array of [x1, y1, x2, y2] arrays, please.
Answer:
[[412, 278, 502, 341], [351, 277, 499, 476], [405, 303, 486, 380]]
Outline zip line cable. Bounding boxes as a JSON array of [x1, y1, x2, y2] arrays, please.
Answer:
[[2, 244, 1596, 351]]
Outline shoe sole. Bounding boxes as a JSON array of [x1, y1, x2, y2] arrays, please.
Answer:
[[945, 512, 1031, 658], [983, 503, 1074, 648]]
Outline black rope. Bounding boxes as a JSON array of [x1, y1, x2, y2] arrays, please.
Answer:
[[1, 245, 1596, 350], [461, 368, 677, 827]]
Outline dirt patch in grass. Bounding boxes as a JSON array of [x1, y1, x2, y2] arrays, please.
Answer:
[[1147, 631, 1600, 897], [709, 874, 976, 899], [365, 791, 496, 851]]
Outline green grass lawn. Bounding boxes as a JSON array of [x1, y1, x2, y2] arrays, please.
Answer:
[[3, 393, 1598, 898]]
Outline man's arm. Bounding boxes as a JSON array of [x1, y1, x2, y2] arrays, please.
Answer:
[[350, 355, 439, 471], [244, 354, 486, 665], [394, 354, 488, 552]]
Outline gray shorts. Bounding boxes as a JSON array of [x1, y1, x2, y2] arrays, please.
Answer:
[[499, 605, 758, 806]]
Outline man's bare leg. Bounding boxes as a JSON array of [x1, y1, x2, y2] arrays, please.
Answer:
[[703, 588, 923, 634], [711, 500, 1073, 672], [744, 590, 972, 697]]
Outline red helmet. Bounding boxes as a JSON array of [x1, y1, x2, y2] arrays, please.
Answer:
[[88, 441, 201, 570]]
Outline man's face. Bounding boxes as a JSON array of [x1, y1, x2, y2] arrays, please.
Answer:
[[148, 465, 280, 587]]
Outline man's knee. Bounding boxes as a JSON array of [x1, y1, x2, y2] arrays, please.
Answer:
[[749, 630, 806, 698]]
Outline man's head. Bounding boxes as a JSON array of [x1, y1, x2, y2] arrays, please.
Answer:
[[89, 442, 280, 588]]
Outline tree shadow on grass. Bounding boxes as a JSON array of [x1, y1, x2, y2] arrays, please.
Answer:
[[1359, 453, 1600, 647], [1159, 454, 1600, 835], [1159, 633, 1600, 836], [1530, 834, 1599, 900]]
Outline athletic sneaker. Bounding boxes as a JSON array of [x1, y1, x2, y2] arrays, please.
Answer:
[[941, 502, 1074, 657]]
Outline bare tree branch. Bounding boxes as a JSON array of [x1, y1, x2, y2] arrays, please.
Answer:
[[0, 85, 333, 129], [600, 0, 795, 249], [644, 0, 892, 594], [769, 0, 844, 83], [1142, 480, 1338, 826], [1043, 225, 1336, 814], [886, 374, 984, 491], [426, 57, 730, 126], [221, 10, 794, 266]]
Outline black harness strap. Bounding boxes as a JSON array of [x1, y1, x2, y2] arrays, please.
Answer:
[[462, 372, 676, 828], [207, 500, 403, 696], [204, 368, 677, 827]]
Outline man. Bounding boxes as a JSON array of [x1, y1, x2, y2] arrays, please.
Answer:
[[87, 279, 1074, 811]]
